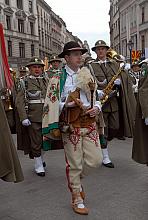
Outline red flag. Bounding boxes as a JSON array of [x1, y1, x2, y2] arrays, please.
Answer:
[[0, 23, 13, 89]]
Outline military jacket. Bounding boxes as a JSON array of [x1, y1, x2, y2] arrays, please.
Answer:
[[16, 74, 47, 123], [89, 59, 119, 112]]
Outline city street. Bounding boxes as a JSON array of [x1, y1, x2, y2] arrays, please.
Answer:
[[0, 137, 148, 220], [0, 0, 148, 219]]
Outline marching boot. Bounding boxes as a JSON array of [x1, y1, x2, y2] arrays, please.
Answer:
[[102, 148, 114, 168], [71, 192, 89, 215], [34, 156, 45, 176], [41, 150, 46, 168]]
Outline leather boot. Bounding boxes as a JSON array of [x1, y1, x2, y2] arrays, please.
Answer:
[[80, 185, 85, 200], [71, 192, 89, 215]]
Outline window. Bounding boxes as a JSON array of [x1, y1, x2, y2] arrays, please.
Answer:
[[39, 49, 41, 58], [8, 40, 12, 57], [6, 15, 11, 30], [30, 22, 34, 35], [18, 19, 24, 33], [29, 1, 33, 13], [31, 44, 34, 57], [141, 35, 145, 57], [17, 0, 23, 9], [5, 0, 9, 5], [19, 43, 25, 58], [142, 7, 145, 23], [135, 35, 137, 50], [42, 31, 44, 46]]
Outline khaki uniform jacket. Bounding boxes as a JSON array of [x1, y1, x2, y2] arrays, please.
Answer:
[[16, 75, 47, 123], [0, 99, 24, 182], [89, 59, 136, 137], [132, 73, 148, 164], [90, 59, 119, 112]]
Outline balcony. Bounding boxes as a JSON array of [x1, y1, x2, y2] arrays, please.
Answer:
[[139, 0, 148, 6], [139, 21, 148, 32]]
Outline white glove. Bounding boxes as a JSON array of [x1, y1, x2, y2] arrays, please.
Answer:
[[97, 90, 104, 99], [114, 78, 121, 85], [22, 119, 31, 126], [145, 117, 148, 126], [132, 84, 137, 89]]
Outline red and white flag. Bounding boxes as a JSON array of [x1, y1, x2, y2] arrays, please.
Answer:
[[0, 23, 13, 89]]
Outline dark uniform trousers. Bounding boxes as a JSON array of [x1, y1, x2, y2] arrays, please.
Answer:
[[28, 122, 42, 158]]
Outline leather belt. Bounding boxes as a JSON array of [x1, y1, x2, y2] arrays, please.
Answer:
[[28, 99, 45, 104]]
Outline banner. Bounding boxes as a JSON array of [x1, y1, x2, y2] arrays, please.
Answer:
[[0, 23, 13, 90], [132, 50, 141, 61]]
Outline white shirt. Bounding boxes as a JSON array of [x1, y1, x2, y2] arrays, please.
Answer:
[[60, 65, 101, 112]]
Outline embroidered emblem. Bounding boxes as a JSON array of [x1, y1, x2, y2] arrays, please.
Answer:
[[87, 123, 99, 147], [48, 82, 60, 103], [69, 128, 81, 151]]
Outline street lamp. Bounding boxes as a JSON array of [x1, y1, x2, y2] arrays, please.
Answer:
[[127, 39, 134, 66]]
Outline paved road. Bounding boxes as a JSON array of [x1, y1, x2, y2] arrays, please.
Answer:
[[0, 137, 148, 220]]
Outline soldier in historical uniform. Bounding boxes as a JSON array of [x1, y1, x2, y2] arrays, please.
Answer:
[[49, 55, 62, 70], [88, 40, 136, 168], [129, 61, 141, 100], [42, 41, 103, 215], [19, 66, 29, 77], [46, 55, 62, 78], [15, 66, 29, 152], [16, 57, 47, 177], [0, 98, 24, 183], [132, 59, 148, 164]]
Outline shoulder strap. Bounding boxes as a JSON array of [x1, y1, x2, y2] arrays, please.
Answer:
[[88, 63, 107, 86]]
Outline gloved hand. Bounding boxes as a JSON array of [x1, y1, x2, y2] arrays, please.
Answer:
[[22, 119, 31, 126], [114, 78, 121, 85], [97, 90, 104, 99], [145, 117, 148, 126]]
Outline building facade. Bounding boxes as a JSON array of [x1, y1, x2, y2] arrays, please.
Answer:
[[50, 10, 65, 56], [0, 0, 83, 69], [109, 0, 120, 53], [110, 0, 148, 59], [36, 0, 52, 59], [138, 0, 148, 58], [0, 0, 39, 69]]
